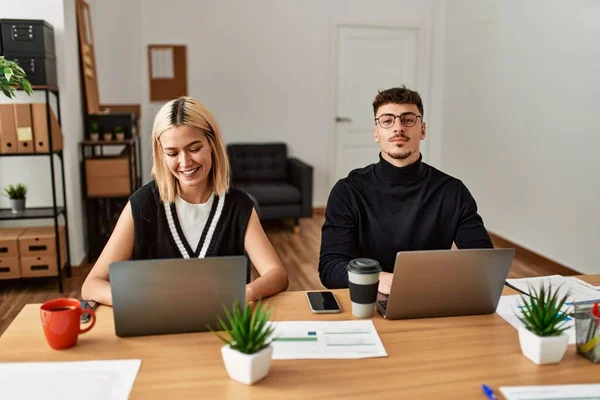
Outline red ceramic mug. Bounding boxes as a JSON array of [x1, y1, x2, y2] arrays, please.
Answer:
[[40, 298, 96, 350]]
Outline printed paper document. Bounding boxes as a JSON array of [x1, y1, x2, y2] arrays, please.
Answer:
[[270, 320, 387, 359], [0, 359, 141, 400], [500, 384, 600, 400], [506, 275, 600, 303]]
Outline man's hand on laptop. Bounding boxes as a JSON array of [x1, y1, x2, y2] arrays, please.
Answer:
[[378, 272, 394, 295]]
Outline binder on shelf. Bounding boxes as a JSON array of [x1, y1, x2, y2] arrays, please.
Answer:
[[13, 104, 34, 153], [31, 103, 63, 152], [0, 104, 18, 154]]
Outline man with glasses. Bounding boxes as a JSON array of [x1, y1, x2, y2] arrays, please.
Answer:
[[319, 86, 493, 292]]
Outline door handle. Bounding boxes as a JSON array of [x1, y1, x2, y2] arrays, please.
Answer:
[[335, 116, 352, 123]]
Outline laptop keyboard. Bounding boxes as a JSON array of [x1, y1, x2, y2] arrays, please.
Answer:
[[378, 300, 388, 310]]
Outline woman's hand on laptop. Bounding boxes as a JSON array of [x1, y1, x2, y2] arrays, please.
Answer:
[[378, 272, 394, 295]]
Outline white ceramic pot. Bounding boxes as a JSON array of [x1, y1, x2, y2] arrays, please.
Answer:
[[221, 344, 273, 385], [518, 326, 569, 365], [90, 133, 99, 141], [103, 133, 113, 141], [115, 132, 125, 141]]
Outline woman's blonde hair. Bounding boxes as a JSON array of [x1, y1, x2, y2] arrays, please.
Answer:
[[151, 97, 230, 203]]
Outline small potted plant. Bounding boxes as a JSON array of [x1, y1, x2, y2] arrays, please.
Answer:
[[211, 301, 275, 385], [0, 56, 33, 98], [516, 283, 571, 365], [89, 121, 100, 141], [103, 130, 113, 141], [114, 125, 125, 141], [3, 183, 27, 214]]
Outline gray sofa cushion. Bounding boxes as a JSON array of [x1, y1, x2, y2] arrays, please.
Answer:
[[236, 182, 301, 205]]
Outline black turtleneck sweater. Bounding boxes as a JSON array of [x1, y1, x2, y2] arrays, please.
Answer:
[[319, 154, 493, 288]]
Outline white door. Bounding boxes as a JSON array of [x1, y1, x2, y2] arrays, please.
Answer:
[[334, 25, 420, 182]]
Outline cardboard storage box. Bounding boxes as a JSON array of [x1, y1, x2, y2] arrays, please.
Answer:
[[20, 255, 59, 278], [19, 226, 67, 278], [0, 257, 21, 279], [0, 19, 56, 56], [85, 156, 133, 197], [18, 226, 66, 256], [0, 227, 26, 258]]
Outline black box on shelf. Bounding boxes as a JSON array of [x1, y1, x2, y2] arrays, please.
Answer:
[[3, 53, 57, 86], [87, 113, 137, 140], [0, 19, 55, 57]]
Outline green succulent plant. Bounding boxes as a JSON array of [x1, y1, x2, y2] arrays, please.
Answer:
[[114, 125, 124, 133], [0, 56, 33, 98], [90, 121, 100, 133], [210, 300, 275, 354], [517, 283, 571, 337], [3, 183, 27, 199]]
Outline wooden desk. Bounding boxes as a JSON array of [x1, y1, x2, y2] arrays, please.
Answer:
[[1, 276, 599, 399]]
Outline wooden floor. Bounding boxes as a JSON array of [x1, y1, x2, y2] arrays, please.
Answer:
[[0, 210, 577, 336]]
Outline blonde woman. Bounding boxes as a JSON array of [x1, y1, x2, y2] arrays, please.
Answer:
[[82, 97, 289, 305]]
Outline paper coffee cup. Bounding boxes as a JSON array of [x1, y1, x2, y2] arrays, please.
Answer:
[[347, 258, 382, 318]]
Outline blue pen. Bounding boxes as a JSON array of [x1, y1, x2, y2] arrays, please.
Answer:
[[482, 384, 497, 400]]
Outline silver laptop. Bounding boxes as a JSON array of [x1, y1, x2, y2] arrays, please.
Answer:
[[376, 248, 515, 319], [109, 256, 247, 337]]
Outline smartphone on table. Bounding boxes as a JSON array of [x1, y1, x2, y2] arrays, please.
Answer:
[[306, 291, 341, 314], [80, 300, 98, 323]]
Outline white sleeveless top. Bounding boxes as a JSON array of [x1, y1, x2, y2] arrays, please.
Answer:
[[174, 193, 215, 250]]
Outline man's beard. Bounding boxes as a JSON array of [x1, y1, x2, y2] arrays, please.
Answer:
[[388, 149, 413, 160]]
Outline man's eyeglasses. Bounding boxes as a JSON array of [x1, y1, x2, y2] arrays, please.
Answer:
[[375, 112, 422, 129]]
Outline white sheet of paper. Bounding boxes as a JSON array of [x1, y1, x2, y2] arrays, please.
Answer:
[[500, 384, 600, 400], [506, 275, 600, 303], [151, 48, 174, 79], [496, 295, 576, 344], [0, 359, 141, 400], [270, 320, 387, 359], [567, 276, 600, 293]]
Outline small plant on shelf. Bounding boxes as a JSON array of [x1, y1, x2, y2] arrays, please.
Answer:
[[3, 183, 28, 214], [0, 56, 33, 98], [210, 300, 275, 385], [89, 121, 100, 141], [516, 282, 572, 365], [114, 125, 125, 141]]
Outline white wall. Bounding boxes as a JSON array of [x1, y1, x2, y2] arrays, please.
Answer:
[[442, 0, 600, 273], [0, 0, 86, 266], [90, 0, 142, 104], [91, 0, 442, 206]]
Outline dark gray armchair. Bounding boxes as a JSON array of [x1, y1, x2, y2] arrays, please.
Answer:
[[226, 143, 313, 229]]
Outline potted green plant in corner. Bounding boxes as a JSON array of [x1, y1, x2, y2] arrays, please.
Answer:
[[211, 301, 275, 385], [114, 125, 125, 141], [516, 283, 571, 365], [3, 183, 27, 214], [0, 56, 33, 98], [89, 121, 100, 141]]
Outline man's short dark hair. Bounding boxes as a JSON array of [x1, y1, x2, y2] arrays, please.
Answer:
[[372, 86, 424, 117]]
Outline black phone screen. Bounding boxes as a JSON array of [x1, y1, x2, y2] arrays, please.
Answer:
[[307, 291, 340, 311]]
